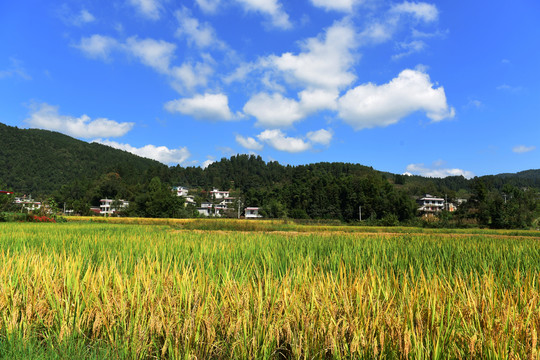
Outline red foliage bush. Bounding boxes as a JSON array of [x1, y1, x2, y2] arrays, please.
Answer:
[[31, 215, 56, 223]]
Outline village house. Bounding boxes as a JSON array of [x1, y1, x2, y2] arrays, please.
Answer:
[[417, 194, 445, 215], [174, 186, 189, 197], [210, 188, 230, 200], [245, 207, 262, 219], [99, 199, 129, 216], [14, 195, 42, 212]]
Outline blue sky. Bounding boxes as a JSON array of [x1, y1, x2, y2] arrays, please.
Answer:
[[1, 0, 538, 177]]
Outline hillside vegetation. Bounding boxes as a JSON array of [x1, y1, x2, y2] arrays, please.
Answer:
[[0, 123, 165, 194], [0, 123, 538, 228]]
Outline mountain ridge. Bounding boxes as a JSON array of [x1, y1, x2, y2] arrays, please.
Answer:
[[1, 122, 538, 195]]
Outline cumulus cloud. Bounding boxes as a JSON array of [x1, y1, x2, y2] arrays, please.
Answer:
[[306, 129, 333, 145], [169, 62, 214, 92], [202, 159, 215, 169], [241, 21, 357, 127], [237, 128, 332, 152], [513, 145, 536, 154], [25, 103, 133, 139], [405, 163, 474, 179], [75, 33, 215, 93], [337, 69, 455, 130], [243, 93, 304, 128], [165, 93, 235, 120], [298, 89, 339, 113], [94, 139, 190, 165], [310, 0, 360, 12], [75, 35, 118, 60], [128, 0, 162, 20], [390, 1, 439, 23], [175, 7, 226, 49], [125, 37, 176, 74], [358, 22, 394, 44], [257, 129, 311, 153], [58, 5, 96, 26], [195, 0, 221, 13], [270, 21, 357, 91], [235, 0, 292, 29], [235, 134, 263, 150]]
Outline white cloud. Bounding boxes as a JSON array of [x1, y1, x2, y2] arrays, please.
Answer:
[[270, 21, 357, 91], [175, 8, 225, 49], [465, 99, 483, 109], [392, 40, 426, 60], [125, 37, 176, 74], [298, 89, 339, 113], [257, 129, 311, 153], [238, 128, 332, 152], [235, 0, 292, 29], [513, 145, 536, 154], [405, 163, 474, 179], [243, 93, 304, 128], [306, 129, 332, 145], [25, 103, 133, 139], [497, 84, 523, 93], [391, 2, 439, 23], [338, 69, 455, 130], [241, 22, 357, 127], [75, 35, 118, 60], [358, 22, 394, 44], [169, 62, 214, 92], [358, 3, 440, 46], [58, 6, 96, 26], [94, 139, 190, 165], [195, 0, 221, 13], [75, 34, 215, 93], [0, 57, 31, 80], [77, 9, 95, 24], [202, 159, 215, 168], [165, 93, 235, 120], [236, 134, 263, 150], [310, 0, 359, 12], [128, 0, 162, 20]]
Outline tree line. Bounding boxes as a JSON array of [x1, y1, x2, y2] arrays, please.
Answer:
[[1, 152, 539, 228]]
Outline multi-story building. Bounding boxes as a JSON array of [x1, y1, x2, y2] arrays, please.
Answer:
[[417, 194, 445, 215], [174, 186, 189, 197], [13, 196, 42, 212], [99, 199, 129, 216], [210, 188, 230, 200]]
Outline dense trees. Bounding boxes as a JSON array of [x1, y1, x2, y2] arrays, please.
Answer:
[[1, 123, 539, 227], [0, 123, 164, 195]]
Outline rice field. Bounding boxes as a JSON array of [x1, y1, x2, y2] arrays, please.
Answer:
[[1, 220, 540, 359]]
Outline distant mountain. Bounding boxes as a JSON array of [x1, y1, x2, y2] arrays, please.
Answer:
[[496, 169, 540, 180], [0, 123, 165, 194], [1, 121, 539, 198]]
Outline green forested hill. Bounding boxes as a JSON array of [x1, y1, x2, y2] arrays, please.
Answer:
[[0, 122, 538, 227], [0, 123, 165, 194]]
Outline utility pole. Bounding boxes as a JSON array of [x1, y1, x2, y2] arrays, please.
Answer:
[[238, 200, 241, 219], [359, 205, 362, 221]]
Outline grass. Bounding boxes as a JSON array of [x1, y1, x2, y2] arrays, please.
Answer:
[[1, 221, 540, 358]]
